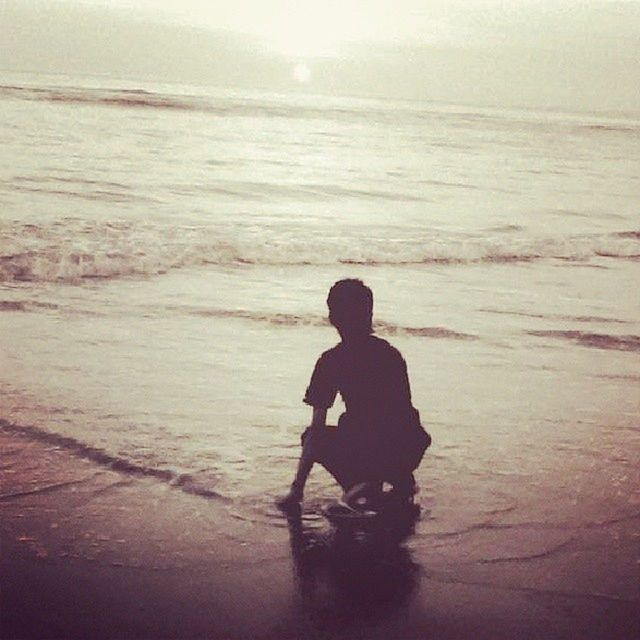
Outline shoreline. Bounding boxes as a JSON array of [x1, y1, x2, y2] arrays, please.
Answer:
[[2, 428, 638, 640]]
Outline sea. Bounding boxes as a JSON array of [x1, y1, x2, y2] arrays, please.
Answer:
[[1, 73, 639, 594]]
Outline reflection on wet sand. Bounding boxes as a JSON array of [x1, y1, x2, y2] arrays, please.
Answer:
[[286, 510, 421, 626]]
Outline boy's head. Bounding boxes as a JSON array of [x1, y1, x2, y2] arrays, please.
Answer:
[[327, 279, 373, 338]]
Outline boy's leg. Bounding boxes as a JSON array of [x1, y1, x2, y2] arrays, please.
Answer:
[[388, 473, 417, 503], [277, 426, 360, 510]]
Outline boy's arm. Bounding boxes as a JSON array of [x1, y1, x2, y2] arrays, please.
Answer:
[[310, 406, 327, 428]]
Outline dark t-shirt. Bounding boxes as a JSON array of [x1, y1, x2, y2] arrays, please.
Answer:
[[304, 335, 417, 441]]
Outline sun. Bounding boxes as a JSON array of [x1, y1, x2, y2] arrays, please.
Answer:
[[293, 62, 312, 84]]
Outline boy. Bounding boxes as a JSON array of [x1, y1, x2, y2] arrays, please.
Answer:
[[277, 279, 430, 512]]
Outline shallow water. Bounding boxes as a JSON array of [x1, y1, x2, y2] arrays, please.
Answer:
[[1, 75, 639, 601]]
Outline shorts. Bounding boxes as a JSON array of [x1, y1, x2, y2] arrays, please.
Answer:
[[301, 423, 430, 491]]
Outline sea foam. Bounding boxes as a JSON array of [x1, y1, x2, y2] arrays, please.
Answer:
[[1, 220, 638, 283]]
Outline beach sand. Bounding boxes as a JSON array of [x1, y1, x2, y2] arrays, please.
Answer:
[[2, 430, 638, 640]]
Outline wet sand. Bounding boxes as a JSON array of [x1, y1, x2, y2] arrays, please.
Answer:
[[2, 430, 638, 640]]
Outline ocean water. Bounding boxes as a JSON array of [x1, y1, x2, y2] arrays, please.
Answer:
[[1, 75, 639, 591]]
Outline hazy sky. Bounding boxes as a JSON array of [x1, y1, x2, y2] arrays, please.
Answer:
[[2, 0, 639, 112]]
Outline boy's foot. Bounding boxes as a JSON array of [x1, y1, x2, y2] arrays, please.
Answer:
[[326, 500, 377, 519], [342, 482, 382, 512]]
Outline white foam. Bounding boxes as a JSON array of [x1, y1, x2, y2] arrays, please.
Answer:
[[1, 220, 638, 283]]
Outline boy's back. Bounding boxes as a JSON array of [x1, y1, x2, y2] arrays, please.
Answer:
[[305, 335, 415, 435]]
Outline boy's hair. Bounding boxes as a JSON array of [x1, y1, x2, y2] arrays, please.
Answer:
[[327, 279, 373, 336]]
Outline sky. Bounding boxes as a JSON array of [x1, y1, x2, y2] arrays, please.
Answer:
[[1, 0, 639, 112]]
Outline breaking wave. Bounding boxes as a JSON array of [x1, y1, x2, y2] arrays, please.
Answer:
[[1, 220, 639, 284]]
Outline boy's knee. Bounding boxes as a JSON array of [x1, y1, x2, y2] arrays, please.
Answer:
[[300, 426, 326, 455], [301, 425, 320, 446]]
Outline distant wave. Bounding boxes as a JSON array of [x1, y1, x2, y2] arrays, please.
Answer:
[[480, 308, 631, 325], [0, 300, 28, 311], [1, 220, 639, 283], [8, 175, 158, 205], [4, 83, 640, 134], [375, 320, 476, 340], [186, 307, 323, 326], [182, 306, 476, 340], [0, 419, 228, 501], [0, 82, 494, 128], [0, 85, 198, 112], [0, 300, 59, 312], [615, 230, 640, 240], [528, 330, 640, 353], [0, 84, 395, 124], [582, 123, 640, 134], [195, 179, 429, 203], [0, 295, 476, 340]]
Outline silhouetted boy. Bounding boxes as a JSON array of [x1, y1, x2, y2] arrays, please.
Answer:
[[277, 279, 430, 512]]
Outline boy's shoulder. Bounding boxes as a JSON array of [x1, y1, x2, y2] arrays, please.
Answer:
[[320, 335, 404, 360], [369, 335, 406, 363], [316, 342, 343, 363]]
